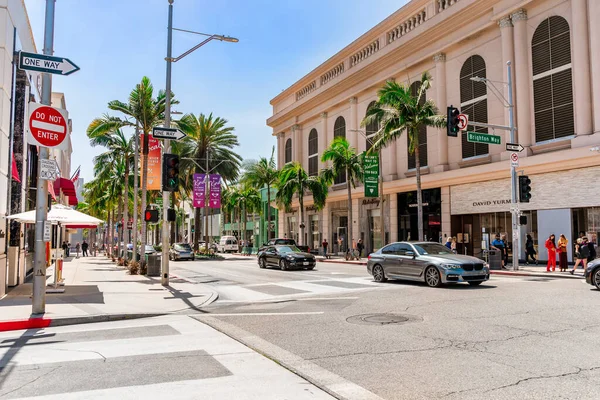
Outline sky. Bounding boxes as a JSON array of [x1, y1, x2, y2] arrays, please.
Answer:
[[24, 0, 407, 183]]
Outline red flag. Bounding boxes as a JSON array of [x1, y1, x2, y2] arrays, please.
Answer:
[[70, 166, 80, 183], [11, 153, 20, 183]]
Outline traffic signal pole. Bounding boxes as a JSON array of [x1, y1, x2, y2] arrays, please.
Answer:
[[507, 61, 519, 271]]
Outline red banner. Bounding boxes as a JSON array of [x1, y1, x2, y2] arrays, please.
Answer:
[[140, 134, 162, 190]]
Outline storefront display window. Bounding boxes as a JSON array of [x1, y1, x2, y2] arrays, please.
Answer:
[[397, 188, 441, 242], [369, 209, 382, 251], [310, 215, 319, 251]]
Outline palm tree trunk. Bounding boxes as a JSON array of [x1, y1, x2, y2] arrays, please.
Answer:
[[123, 162, 129, 260], [346, 168, 353, 252], [194, 207, 201, 252], [414, 138, 424, 241], [242, 204, 247, 249], [298, 195, 305, 246], [266, 186, 271, 240], [117, 200, 123, 260], [140, 133, 149, 265]]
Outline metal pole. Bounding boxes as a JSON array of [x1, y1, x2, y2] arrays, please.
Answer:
[[204, 150, 209, 250], [132, 121, 139, 262], [161, 0, 173, 286], [32, 0, 55, 314], [507, 61, 518, 271]]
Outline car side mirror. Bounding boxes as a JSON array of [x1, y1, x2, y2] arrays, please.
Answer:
[[406, 251, 415, 258]]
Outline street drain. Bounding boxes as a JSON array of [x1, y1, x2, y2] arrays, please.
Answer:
[[346, 313, 420, 326]]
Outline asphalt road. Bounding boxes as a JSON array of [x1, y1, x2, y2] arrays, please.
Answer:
[[173, 257, 600, 400]]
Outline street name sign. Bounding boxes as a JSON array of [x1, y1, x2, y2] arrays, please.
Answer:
[[18, 51, 79, 76], [506, 143, 524, 152], [363, 154, 379, 198], [39, 159, 58, 181], [467, 131, 501, 145], [27, 103, 69, 150], [152, 127, 186, 140]]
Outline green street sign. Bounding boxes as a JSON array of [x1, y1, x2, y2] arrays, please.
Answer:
[[155, 197, 163, 206], [467, 131, 501, 145], [364, 154, 379, 198]]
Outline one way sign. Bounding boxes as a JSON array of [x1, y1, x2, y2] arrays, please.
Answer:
[[18, 51, 79, 76], [152, 127, 186, 140]]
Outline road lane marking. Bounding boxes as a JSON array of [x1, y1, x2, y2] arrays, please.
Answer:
[[206, 312, 325, 316]]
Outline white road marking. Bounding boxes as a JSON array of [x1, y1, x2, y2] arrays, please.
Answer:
[[297, 297, 359, 301], [207, 312, 325, 316]]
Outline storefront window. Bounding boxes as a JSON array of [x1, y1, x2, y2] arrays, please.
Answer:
[[397, 189, 441, 242], [310, 215, 319, 250], [369, 209, 382, 251]]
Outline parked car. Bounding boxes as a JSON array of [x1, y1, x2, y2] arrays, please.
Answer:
[[199, 241, 217, 252], [218, 236, 239, 253], [169, 243, 195, 261], [257, 245, 316, 271], [260, 238, 310, 253], [367, 241, 490, 287], [585, 257, 600, 289], [126, 244, 158, 260]]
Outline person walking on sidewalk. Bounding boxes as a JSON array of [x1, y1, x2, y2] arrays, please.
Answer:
[[557, 234, 568, 272], [82, 240, 89, 257], [445, 237, 452, 250], [75, 242, 81, 258], [322, 238, 329, 259], [357, 239, 364, 258], [525, 234, 537, 265], [570, 238, 584, 274], [61, 241, 68, 258], [587, 236, 597, 263], [545, 234, 557, 272]]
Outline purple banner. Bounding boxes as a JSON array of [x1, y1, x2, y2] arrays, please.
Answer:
[[193, 173, 206, 208], [209, 174, 221, 208]]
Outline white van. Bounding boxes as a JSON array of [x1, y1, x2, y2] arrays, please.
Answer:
[[218, 236, 239, 253]]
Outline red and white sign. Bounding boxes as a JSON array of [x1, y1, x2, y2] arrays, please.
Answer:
[[27, 102, 69, 150], [510, 152, 519, 167], [457, 114, 469, 130]]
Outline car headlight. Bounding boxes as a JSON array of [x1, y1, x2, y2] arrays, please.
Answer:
[[483, 262, 490, 269], [441, 264, 461, 269]]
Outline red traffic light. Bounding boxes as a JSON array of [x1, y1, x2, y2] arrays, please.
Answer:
[[144, 209, 159, 223]]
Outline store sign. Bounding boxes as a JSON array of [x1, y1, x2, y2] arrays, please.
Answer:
[[362, 198, 380, 207], [363, 154, 379, 198], [306, 205, 318, 212]]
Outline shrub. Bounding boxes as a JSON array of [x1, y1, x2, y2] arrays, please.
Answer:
[[139, 262, 147, 275], [128, 261, 139, 275]]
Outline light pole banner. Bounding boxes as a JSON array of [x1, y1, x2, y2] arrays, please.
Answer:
[[364, 153, 379, 198], [140, 134, 162, 190], [193, 173, 206, 208], [209, 174, 221, 208]]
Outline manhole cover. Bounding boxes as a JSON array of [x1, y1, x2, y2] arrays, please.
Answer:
[[346, 313, 420, 326]]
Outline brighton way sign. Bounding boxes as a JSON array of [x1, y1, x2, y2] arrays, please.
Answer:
[[467, 131, 501, 145], [18, 51, 79, 76]]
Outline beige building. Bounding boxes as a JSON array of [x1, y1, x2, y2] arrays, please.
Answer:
[[267, 0, 600, 259]]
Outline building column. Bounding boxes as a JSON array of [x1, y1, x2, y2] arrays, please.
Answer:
[[276, 132, 284, 169], [389, 194, 398, 244], [349, 97, 358, 147], [386, 140, 398, 180], [511, 9, 533, 149], [292, 124, 302, 167], [590, 0, 600, 134], [320, 112, 328, 169], [352, 197, 359, 244], [498, 16, 515, 144], [322, 203, 330, 244], [572, 0, 593, 137], [433, 53, 448, 168], [441, 186, 451, 241]]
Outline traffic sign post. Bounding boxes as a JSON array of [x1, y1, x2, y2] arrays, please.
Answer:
[[510, 152, 519, 167], [39, 159, 58, 181], [466, 131, 502, 145], [152, 126, 186, 140], [27, 103, 69, 150], [506, 143, 524, 152], [19, 51, 79, 76]]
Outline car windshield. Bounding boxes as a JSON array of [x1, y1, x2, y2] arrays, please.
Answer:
[[412, 243, 454, 255], [275, 239, 295, 245], [145, 245, 155, 252], [278, 246, 300, 253], [175, 244, 192, 251]]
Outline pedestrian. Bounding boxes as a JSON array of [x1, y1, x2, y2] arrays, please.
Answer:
[[75, 242, 81, 258], [338, 236, 343, 254], [501, 234, 509, 267], [61, 241, 68, 258], [586, 236, 597, 263], [247, 238, 253, 256], [492, 234, 506, 268], [445, 237, 452, 250], [451, 237, 457, 254], [322, 238, 329, 259], [545, 234, 557, 272], [357, 239, 364, 258], [557, 234, 568, 272], [66, 242, 71, 257], [82, 240, 89, 257], [570, 238, 584, 274], [525, 234, 537, 265]]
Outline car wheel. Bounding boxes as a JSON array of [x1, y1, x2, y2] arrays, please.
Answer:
[[259, 257, 267, 269], [372, 264, 387, 282], [425, 266, 442, 287], [279, 259, 288, 271], [468, 281, 483, 286], [593, 269, 600, 290]]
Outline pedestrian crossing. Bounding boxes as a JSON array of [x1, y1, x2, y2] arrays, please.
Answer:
[[0, 315, 334, 400]]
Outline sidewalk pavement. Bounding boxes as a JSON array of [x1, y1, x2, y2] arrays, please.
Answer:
[[316, 256, 586, 279], [0, 254, 219, 331]]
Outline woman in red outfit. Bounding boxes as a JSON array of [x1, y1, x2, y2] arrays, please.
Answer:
[[545, 234, 557, 272]]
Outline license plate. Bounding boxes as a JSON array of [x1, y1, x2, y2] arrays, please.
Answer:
[[303, 262, 309, 265]]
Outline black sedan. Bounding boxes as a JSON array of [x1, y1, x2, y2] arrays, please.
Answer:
[[257, 245, 316, 271], [585, 257, 600, 289]]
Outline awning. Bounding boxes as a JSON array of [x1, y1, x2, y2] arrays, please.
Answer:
[[54, 177, 77, 197], [7, 204, 103, 226]]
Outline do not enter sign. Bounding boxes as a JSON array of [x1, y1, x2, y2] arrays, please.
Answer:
[[27, 102, 69, 150]]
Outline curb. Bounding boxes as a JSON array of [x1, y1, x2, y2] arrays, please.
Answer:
[[490, 270, 584, 279], [0, 313, 166, 333], [318, 259, 367, 266]]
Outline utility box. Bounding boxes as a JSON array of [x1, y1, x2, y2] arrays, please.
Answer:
[[146, 254, 161, 276]]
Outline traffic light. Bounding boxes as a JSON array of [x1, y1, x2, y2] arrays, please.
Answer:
[[167, 208, 176, 222], [518, 175, 532, 203], [447, 106, 460, 137], [162, 153, 179, 192], [519, 215, 528, 225], [144, 209, 159, 223]]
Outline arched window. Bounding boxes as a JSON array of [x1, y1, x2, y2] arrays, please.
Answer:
[[408, 81, 428, 169], [365, 101, 379, 152], [460, 55, 489, 159], [308, 129, 318, 176], [284, 138, 292, 164], [333, 116, 346, 184], [532, 16, 574, 142]]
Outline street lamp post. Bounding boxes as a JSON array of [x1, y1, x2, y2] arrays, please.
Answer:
[[161, 0, 237, 286]]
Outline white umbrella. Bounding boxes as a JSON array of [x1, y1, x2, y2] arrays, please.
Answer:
[[7, 204, 104, 226]]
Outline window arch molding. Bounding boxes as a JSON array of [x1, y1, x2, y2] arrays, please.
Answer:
[[460, 55, 489, 159], [284, 138, 292, 164]]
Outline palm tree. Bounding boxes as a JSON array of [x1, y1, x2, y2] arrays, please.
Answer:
[[88, 76, 171, 263], [87, 129, 134, 259], [242, 147, 279, 241], [320, 137, 363, 251], [362, 71, 445, 241], [232, 186, 261, 246], [276, 162, 329, 246], [173, 113, 242, 251]]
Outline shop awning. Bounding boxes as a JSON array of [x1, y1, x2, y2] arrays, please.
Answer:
[[54, 177, 77, 197]]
